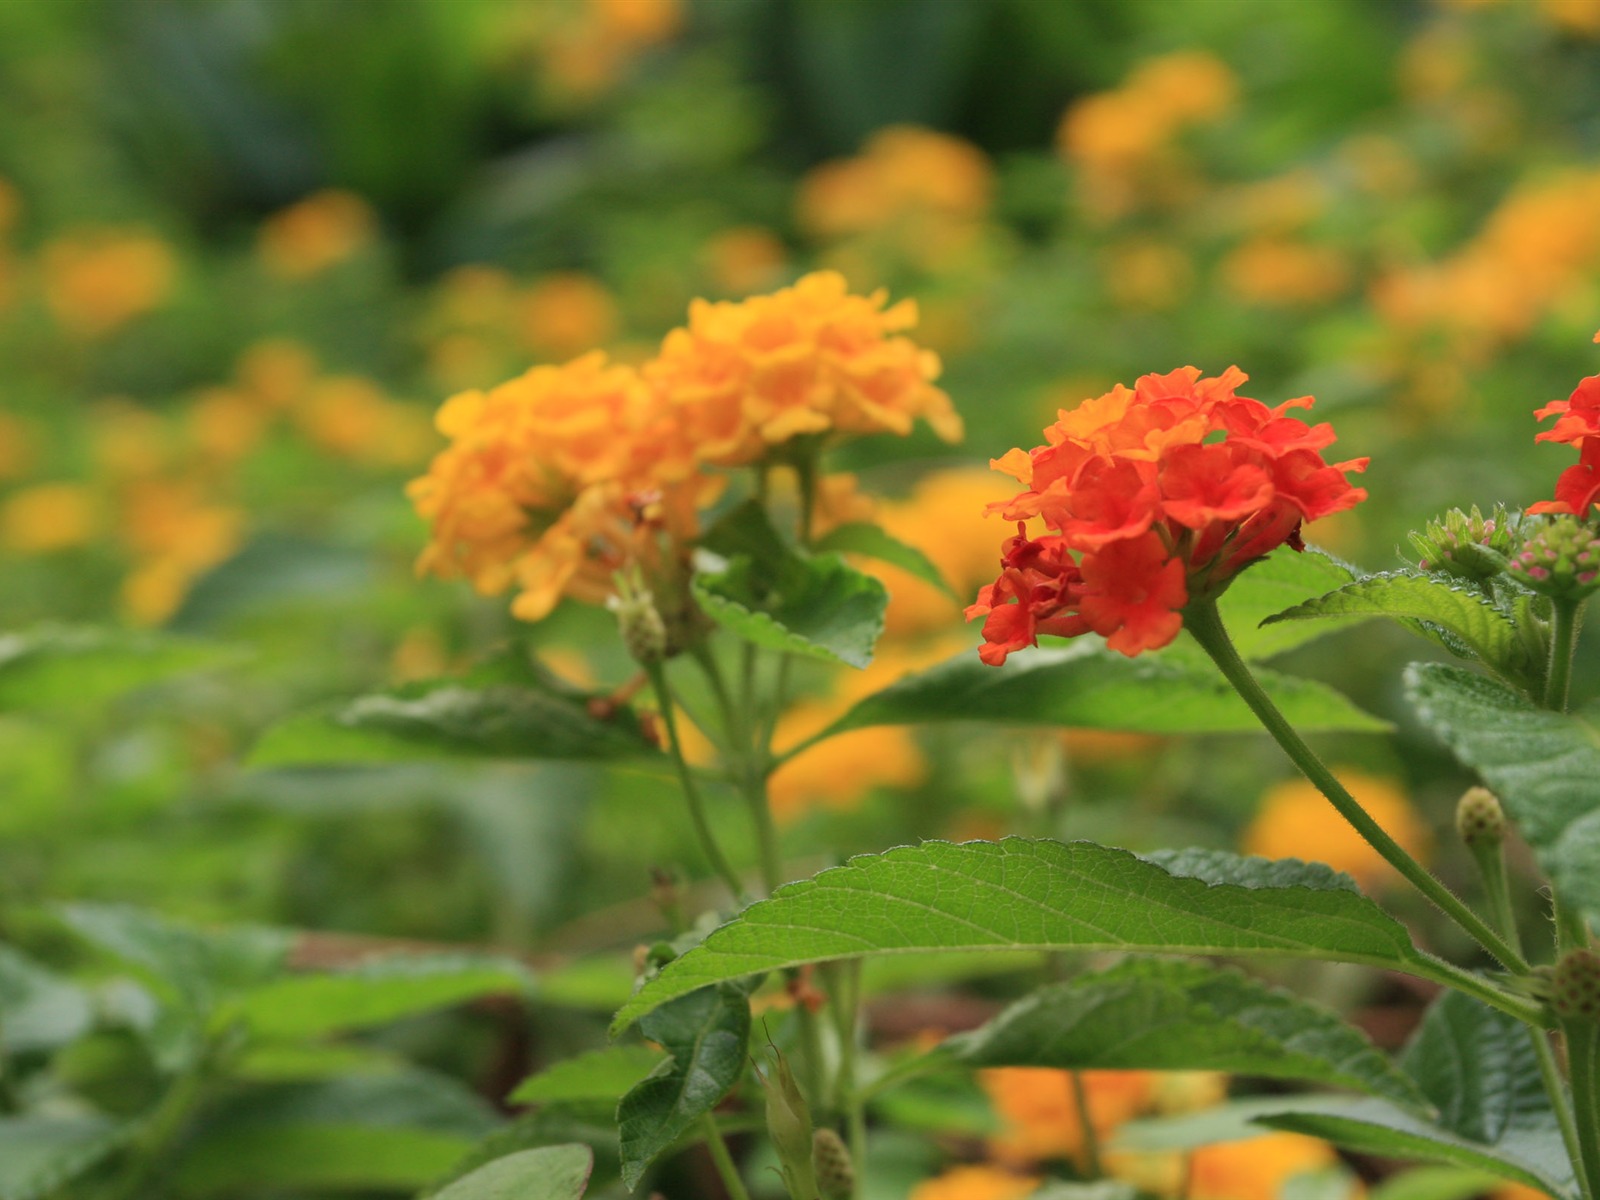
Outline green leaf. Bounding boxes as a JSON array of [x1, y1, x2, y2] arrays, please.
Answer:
[[946, 958, 1426, 1110], [174, 1071, 499, 1195], [1204, 545, 1361, 661], [1398, 991, 1569, 1189], [0, 625, 233, 714], [611, 839, 1434, 1032], [230, 955, 535, 1040], [809, 642, 1387, 741], [58, 904, 290, 1019], [1368, 1167, 1507, 1200], [693, 551, 888, 668], [0, 1117, 131, 1200], [1264, 573, 1532, 687], [0, 946, 93, 1053], [1406, 662, 1600, 921], [510, 1045, 664, 1107], [1258, 1098, 1570, 1198], [431, 1145, 593, 1200], [248, 660, 659, 769], [617, 983, 752, 1189], [813, 522, 957, 599]]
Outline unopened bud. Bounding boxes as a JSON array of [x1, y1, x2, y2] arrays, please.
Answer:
[[1506, 515, 1600, 601], [757, 1047, 818, 1199], [1409, 505, 1515, 583], [812, 1128, 855, 1200], [609, 583, 668, 666], [1455, 787, 1506, 848], [1550, 948, 1600, 1024]]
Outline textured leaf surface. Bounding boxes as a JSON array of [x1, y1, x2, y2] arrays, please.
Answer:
[[0, 625, 231, 714], [948, 958, 1425, 1110], [1266, 574, 1530, 684], [617, 984, 751, 1188], [1407, 662, 1600, 921], [817, 642, 1386, 738], [693, 552, 887, 668], [511, 1045, 664, 1106], [612, 839, 1431, 1031], [0, 1118, 129, 1200], [232, 955, 534, 1039], [432, 1145, 593, 1200], [1199, 545, 1361, 661], [814, 522, 957, 599]]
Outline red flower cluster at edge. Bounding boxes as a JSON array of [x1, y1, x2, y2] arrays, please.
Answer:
[[967, 367, 1368, 663], [1530, 369, 1600, 516]]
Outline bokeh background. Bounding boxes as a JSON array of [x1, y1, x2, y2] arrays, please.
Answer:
[[2, 1, 1599, 1195]]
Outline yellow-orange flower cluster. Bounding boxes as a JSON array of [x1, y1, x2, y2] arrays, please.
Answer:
[[798, 125, 993, 242], [1244, 770, 1431, 889], [410, 271, 959, 622], [969, 367, 1367, 661], [41, 227, 176, 337]]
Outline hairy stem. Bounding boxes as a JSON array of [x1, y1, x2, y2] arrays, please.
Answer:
[[1547, 598, 1581, 712], [1184, 598, 1528, 974], [701, 1113, 754, 1200], [1565, 1023, 1600, 1200]]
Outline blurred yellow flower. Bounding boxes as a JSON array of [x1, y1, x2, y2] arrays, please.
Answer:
[[1243, 770, 1431, 889], [798, 126, 993, 240], [0, 483, 99, 553], [1493, 1184, 1558, 1200], [236, 339, 317, 412], [702, 226, 789, 295], [189, 388, 270, 465], [982, 1067, 1154, 1167], [513, 0, 684, 102], [294, 377, 435, 467], [516, 272, 619, 361], [257, 190, 375, 280], [1188, 1132, 1339, 1200], [1101, 238, 1195, 311], [116, 480, 243, 625], [909, 1166, 1039, 1200], [647, 270, 961, 467], [1220, 237, 1351, 308], [1542, 0, 1600, 33], [42, 228, 176, 337]]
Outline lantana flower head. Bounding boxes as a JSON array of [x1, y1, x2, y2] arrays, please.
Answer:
[[1531, 371, 1600, 516], [645, 269, 962, 467], [968, 367, 1367, 663]]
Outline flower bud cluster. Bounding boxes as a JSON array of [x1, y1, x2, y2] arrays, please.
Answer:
[[1454, 786, 1506, 848], [1506, 515, 1600, 601], [1409, 505, 1514, 583], [1549, 948, 1600, 1024]]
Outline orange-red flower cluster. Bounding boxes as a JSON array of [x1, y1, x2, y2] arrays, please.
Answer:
[[410, 271, 959, 622], [968, 367, 1367, 662], [1530, 372, 1600, 516]]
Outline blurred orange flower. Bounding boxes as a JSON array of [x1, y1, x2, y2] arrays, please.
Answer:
[[798, 126, 993, 240], [1188, 1132, 1340, 1200], [516, 272, 619, 361], [257, 190, 375, 279], [982, 1067, 1154, 1167], [909, 1166, 1039, 1200], [1221, 238, 1351, 308], [0, 483, 99, 554], [702, 226, 789, 295], [42, 228, 176, 337], [1244, 770, 1431, 888]]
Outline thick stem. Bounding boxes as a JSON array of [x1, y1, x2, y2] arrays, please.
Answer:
[[1184, 598, 1528, 974], [646, 664, 746, 901], [1547, 598, 1580, 712], [1565, 1023, 1600, 1200], [701, 1113, 754, 1200]]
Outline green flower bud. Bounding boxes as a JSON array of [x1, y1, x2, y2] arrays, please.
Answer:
[[757, 1047, 818, 1199], [1455, 786, 1506, 848], [1506, 516, 1600, 601], [1550, 948, 1600, 1024], [1409, 505, 1515, 583], [608, 571, 669, 665], [813, 1128, 855, 1200]]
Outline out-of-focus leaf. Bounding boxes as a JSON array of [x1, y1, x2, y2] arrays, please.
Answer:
[[1407, 663, 1600, 924], [0, 625, 232, 714], [0, 946, 93, 1054], [813, 522, 957, 599], [430, 1144, 593, 1200], [0, 1117, 131, 1200], [511, 1045, 664, 1107], [617, 984, 751, 1189], [612, 839, 1433, 1031], [694, 551, 888, 669]]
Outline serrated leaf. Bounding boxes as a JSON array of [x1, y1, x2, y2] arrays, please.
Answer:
[[0, 946, 93, 1054], [230, 955, 535, 1040], [0, 625, 233, 714], [693, 552, 887, 668], [1406, 662, 1600, 922], [947, 958, 1426, 1110], [431, 1145, 593, 1200], [58, 904, 290, 1019], [248, 673, 658, 769], [1257, 1097, 1571, 1198], [1200, 545, 1362, 661], [809, 641, 1386, 741], [1265, 574, 1532, 687], [813, 522, 958, 599], [617, 984, 751, 1189], [611, 839, 1434, 1032], [0, 1117, 131, 1200], [1399, 992, 1566, 1184], [511, 1045, 664, 1106]]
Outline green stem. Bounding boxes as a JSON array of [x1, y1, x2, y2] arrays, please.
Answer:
[[1184, 598, 1529, 974], [1070, 1070, 1103, 1177], [701, 1113, 754, 1200], [824, 961, 867, 1199], [1559, 896, 1593, 957], [1547, 598, 1580, 712], [1565, 1023, 1600, 1200], [108, 1047, 215, 1200], [646, 663, 746, 901]]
